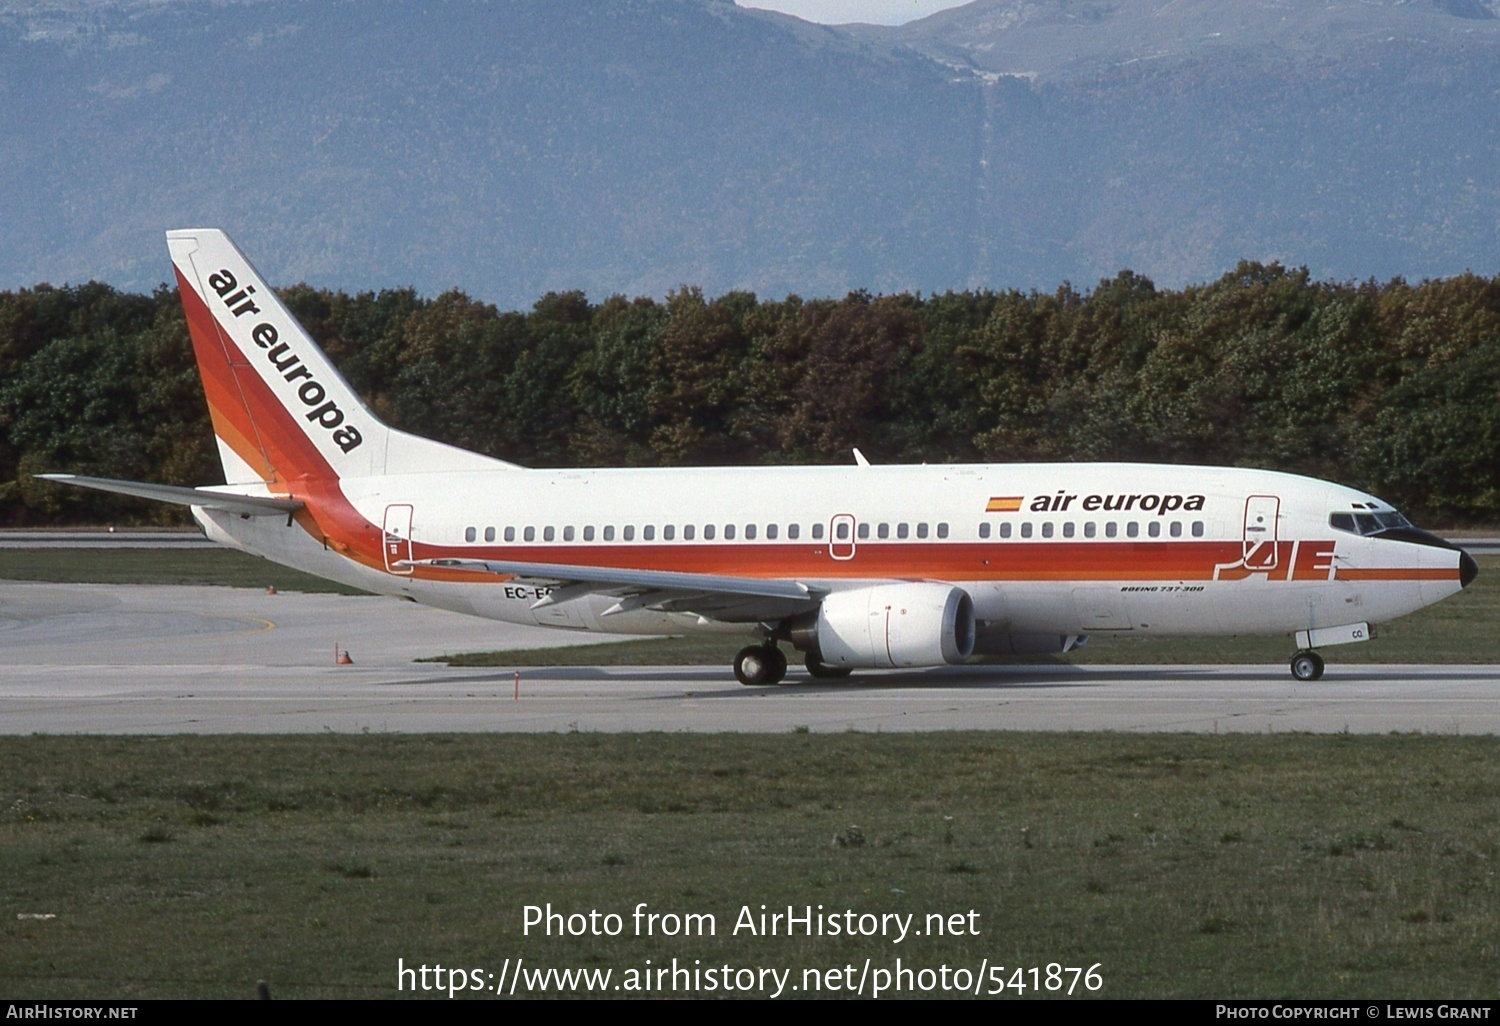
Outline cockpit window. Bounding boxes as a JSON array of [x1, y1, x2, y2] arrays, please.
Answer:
[[1329, 510, 1413, 536]]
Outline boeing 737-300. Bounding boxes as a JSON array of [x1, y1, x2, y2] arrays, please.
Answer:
[[42, 230, 1479, 684]]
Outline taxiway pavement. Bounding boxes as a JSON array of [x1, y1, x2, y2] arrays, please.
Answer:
[[3, 581, 1498, 735]]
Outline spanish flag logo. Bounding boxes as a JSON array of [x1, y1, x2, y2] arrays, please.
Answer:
[[986, 496, 1023, 513]]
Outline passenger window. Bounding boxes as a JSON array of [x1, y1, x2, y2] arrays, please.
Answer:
[[663, 525, 674, 541], [1084, 522, 1096, 538], [746, 524, 757, 540], [704, 525, 715, 540], [897, 523, 909, 539], [917, 523, 929, 539], [465, 526, 477, 542], [564, 526, 575, 542], [937, 522, 949, 539], [1192, 521, 1204, 537], [1041, 522, 1054, 538], [788, 524, 800, 540], [1020, 522, 1033, 538], [544, 526, 556, 542], [813, 523, 825, 540], [835, 522, 848, 540], [484, 527, 496, 542], [878, 523, 890, 539], [1126, 522, 1139, 538], [684, 525, 695, 541], [603, 526, 615, 541], [1000, 522, 1012, 539], [524, 526, 536, 542], [643, 525, 654, 541], [725, 525, 736, 540], [624, 526, 636, 541], [1169, 521, 1182, 538], [1148, 522, 1161, 538], [1062, 522, 1074, 538], [979, 522, 991, 539], [1105, 522, 1117, 538], [766, 524, 778, 540], [857, 523, 869, 539], [582, 526, 594, 542], [505, 526, 516, 542]]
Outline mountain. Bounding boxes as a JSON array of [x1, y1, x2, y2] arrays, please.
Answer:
[[1, 0, 978, 304], [852, 0, 1500, 287], [1, 0, 1496, 306], [851, 0, 1500, 80]]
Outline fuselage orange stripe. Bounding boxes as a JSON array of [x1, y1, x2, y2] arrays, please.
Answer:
[[399, 539, 1459, 584], [1333, 568, 1456, 581]]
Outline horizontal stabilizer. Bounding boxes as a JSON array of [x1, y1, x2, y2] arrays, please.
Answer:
[[37, 474, 303, 517]]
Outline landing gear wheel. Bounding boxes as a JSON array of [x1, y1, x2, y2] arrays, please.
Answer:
[[735, 644, 787, 686], [806, 656, 853, 679], [1290, 650, 1325, 681], [768, 646, 788, 681]]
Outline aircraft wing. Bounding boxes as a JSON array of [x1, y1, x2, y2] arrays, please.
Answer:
[[37, 474, 303, 517], [405, 557, 826, 623]]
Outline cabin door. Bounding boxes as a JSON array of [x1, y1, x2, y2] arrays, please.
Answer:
[[1242, 495, 1280, 571], [829, 513, 857, 560], [383, 504, 414, 575]]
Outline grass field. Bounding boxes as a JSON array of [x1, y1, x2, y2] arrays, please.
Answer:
[[3, 733, 1499, 1000], [0, 547, 366, 594]]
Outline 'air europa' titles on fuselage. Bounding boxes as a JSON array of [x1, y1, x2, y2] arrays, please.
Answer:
[[205, 268, 363, 454], [1024, 491, 1207, 515]]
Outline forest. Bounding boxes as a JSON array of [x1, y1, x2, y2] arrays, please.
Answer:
[[1, 262, 1497, 526]]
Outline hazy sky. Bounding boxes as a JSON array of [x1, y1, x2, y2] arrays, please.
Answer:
[[736, 1, 971, 26]]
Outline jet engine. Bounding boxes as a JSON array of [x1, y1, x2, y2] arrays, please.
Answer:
[[791, 582, 975, 669], [971, 626, 1088, 656]]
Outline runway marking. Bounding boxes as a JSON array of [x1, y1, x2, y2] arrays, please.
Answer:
[[81, 613, 280, 654]]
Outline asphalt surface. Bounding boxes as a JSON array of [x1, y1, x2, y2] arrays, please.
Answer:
[[3, 580, 1498, 735]]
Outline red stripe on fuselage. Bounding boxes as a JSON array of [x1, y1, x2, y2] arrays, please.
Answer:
[[403, 539, 1461, 584]]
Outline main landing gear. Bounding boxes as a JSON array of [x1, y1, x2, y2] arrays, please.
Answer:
[[1290, 650, 1325, 681], [734, 644, 788, 686], [734, 644, 854, 684]]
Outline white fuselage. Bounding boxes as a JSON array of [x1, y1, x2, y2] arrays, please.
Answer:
[[195, 461, 1466, 643]]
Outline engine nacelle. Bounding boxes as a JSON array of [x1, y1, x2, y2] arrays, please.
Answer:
[[971, 628, 1088, 656], [799, 583, 976, 669]]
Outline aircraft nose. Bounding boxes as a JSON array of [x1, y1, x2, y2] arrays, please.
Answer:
[[1459, 549, 1478, 588]]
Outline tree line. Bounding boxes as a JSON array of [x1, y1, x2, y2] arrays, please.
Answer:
[[1, 262, 1497, 526]]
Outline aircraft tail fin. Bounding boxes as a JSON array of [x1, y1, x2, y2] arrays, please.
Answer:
[[167, 229, 516, 487]]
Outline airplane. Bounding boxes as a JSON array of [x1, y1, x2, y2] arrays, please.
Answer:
[[42, 229, 1478, 685]]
